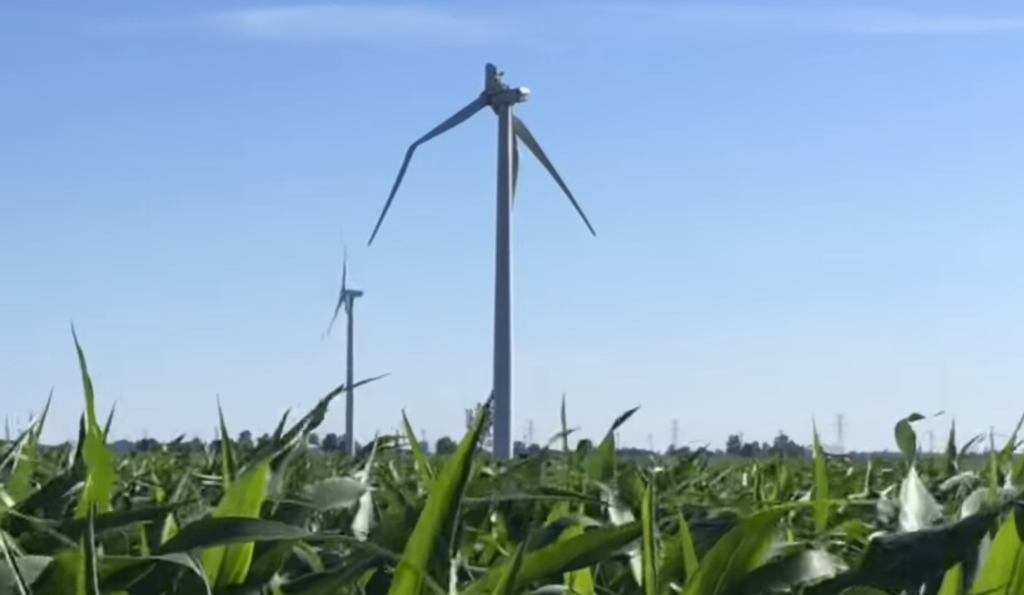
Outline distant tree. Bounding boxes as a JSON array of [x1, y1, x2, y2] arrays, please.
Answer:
[[739, 440, 762, 458], [322, 433, 340, 452], [435, 436, 456, 455], [769, 431, 808, 458], [238, 430, 254, 450], [135, 438, 160, 452], [308, 432, 321, 447], [725, 434, 744, 456], [465, 404, 493, 451]]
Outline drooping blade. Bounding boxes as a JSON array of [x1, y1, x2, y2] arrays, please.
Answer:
[[513, 116, 596, 236], [367, 95, 489, 245], [511, 137, 520, 208]]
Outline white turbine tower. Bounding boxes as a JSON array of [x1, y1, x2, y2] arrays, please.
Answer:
[[326, 245, 365, 457], [367, 64, 596, 460]]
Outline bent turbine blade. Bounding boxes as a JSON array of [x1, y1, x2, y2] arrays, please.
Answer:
[[512, 116, 596, 236], [511, 138, 520, 207], [367, 95, 489, 245]]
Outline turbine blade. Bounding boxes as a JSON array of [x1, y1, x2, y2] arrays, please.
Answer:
[[327, 247, 349, 336], [511, 137, 520, 208], [368, 95, 489, 245], [513, 116, 596, 236], [341, 246, 348, 296], [326, 287, 345, 337]]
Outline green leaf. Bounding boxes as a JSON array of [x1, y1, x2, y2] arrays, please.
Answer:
[[943, 420, 958, 478], [667, 511, 701, 587], [894, 413, 925, 465], [640, 478, 657, 595], [71, 328, 116, 519], [161, 518, 326, 553], [386, 398, 492, 595], [936, 562, 962, 595], [491, 543, 526, 595], [4, 392, 52, 506], [464, 521, 644, 595], [684, 506, 785, 595], [79, 504, 100, 595], [216, 397, 237, 490], [586, 407, 639, 484], [812, 421, 830, 532], [56, 505, 178, 541], [197, 459, 270, 590], [27, 551, 79, 595], [402, 411, 435, 487], [971, 505, 1024, 595], [0, 539, 48, 595]]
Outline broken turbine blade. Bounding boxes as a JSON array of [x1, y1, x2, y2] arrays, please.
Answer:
[[511, 138, 520, 206], [511, 116, 596, 236], [367, 95, 490, 245]]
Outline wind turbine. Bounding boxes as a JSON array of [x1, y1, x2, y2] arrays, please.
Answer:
[[326, 245, 365, 457], [367, 64, 596, 460]]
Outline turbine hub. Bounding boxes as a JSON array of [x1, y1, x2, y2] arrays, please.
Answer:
[[489, 86, 529, 108]]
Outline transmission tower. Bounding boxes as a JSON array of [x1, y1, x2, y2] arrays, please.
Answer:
[[527, 419, 535, 445], [671, 419, 680, 451], [835, 414, 846, 454]]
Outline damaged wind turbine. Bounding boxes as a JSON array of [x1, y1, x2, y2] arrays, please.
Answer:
[[367, 64, 596, 460]]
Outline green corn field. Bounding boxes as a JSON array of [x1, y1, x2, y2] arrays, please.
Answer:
[[3, 337, 1024, 595]]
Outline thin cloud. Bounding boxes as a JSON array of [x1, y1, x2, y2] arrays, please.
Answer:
[[195, 4, 505, 44], [851, 10, 1024, 35], [91, 3, 1024, 44], [585, 3, 1024, 37]]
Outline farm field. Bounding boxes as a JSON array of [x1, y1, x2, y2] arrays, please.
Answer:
[[2, 344, 1024, 595]]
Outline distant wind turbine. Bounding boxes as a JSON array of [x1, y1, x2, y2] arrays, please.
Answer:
[[367, 63, 596, 460], [326, 244, 365, 457]]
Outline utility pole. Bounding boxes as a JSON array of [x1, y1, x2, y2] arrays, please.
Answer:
[[527, 419, 535, 445], [671, 419, 680, 451]]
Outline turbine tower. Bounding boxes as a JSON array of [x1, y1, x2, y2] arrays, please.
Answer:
[[326, 245, 365, 457], [367, 64, 596, 460]]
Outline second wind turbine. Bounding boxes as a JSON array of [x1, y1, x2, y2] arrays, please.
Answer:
[[367, 64, 596, 461], [327, 246, 364, 457]]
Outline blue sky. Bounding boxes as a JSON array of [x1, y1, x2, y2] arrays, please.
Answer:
[[2, 0, 1024, 452]]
